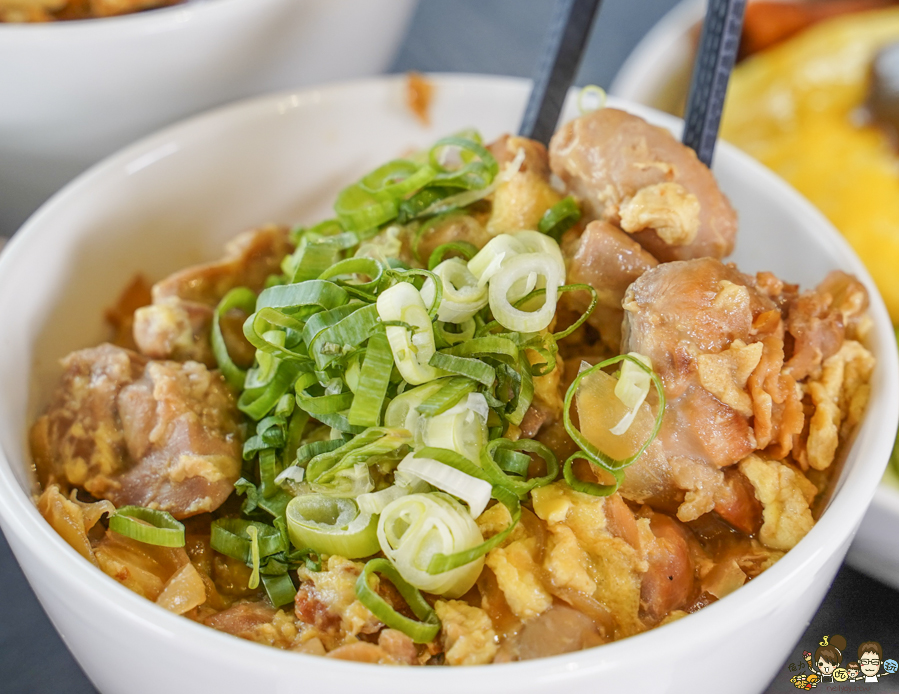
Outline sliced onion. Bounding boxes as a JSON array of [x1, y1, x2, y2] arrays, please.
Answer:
[[420, 258, 488, 324], [377, 492, 485, 598], [376, 282, 444, 385], [610, 352, 653, 436], [398, 452, 492, 517], [489, 252, 563, 333]]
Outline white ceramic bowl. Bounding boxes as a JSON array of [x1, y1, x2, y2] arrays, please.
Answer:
[[0, 74, 895, 694], [609, 0, 899, 592], [0, 0, 415, 237]]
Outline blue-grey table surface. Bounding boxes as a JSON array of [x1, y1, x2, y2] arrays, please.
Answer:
[[2, 1, 897, 692]]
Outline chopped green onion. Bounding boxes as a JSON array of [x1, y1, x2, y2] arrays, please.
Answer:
[[108, 506, 185, 548], [286, 495, 379, 559], [246, 525, 261, 590], [489, 253, 563, 333], [419, 393, 489, 463], [347, 330, 393, 427], [398, 452, 492, 517], [420, 258, 488, 324], [261, 573, 297, 607], [538, 196, 581, 241], [211, 518, 286, 563], [305, 427, 411, 485], [376, 282, 445, 385], [212, 287, 257, 390], [414, 376, 478, 417], [377, 492, 485, 597], [427, 241, 478, 270], [429, 352, 495, 386], [610, 353, 653, 435], [553, 284, 598, 340], [355, 558, 440, 643]]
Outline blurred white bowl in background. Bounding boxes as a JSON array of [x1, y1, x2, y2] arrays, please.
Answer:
[[0, 0, 416, 236]]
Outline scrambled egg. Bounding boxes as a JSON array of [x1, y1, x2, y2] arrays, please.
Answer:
[[722, 8, 899, 322]]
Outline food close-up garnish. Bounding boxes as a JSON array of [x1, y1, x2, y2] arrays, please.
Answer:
[[30, 105, 876, 665]]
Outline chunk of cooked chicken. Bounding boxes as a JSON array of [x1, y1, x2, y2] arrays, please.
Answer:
[[562, 220, 658, 348], [133, 225, 292, 366], [619, 259, 812, 523], [30, 344, 242, 518], [549, 108, 737, 262]]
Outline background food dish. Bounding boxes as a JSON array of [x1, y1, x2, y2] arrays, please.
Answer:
[[0, 73, 896, 694], [610, 0, 899, 595], [0, 0, 416, 237]]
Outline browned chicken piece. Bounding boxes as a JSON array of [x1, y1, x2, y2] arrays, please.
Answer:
[[133, 225, 292, 367], [562, 220, 658, 349], [549, 109, 737, 262], [620, 258, 807, 523], [30, 344, 242, 519]]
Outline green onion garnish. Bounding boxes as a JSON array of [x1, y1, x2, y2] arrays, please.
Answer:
[[355, 558, 441, 643], [108, 506, 185, 548]]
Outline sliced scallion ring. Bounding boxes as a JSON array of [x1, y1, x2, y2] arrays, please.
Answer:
[[108, 506, 185, 548], [286, 495, 379, 559], [355, 558, 440, 643]]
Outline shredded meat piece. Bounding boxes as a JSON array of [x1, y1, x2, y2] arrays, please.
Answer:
[[133, 225, 292, 366], [30, 344, 241, 518], [549, 109, 737, 261], [561, 220, 658, 349]]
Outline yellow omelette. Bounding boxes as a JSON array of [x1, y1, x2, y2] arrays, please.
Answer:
[[722, 7, 899, 322]]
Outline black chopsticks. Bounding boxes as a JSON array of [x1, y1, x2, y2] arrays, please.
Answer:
[[518, 0, 603, 145], [681, 0, 747, 167]]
